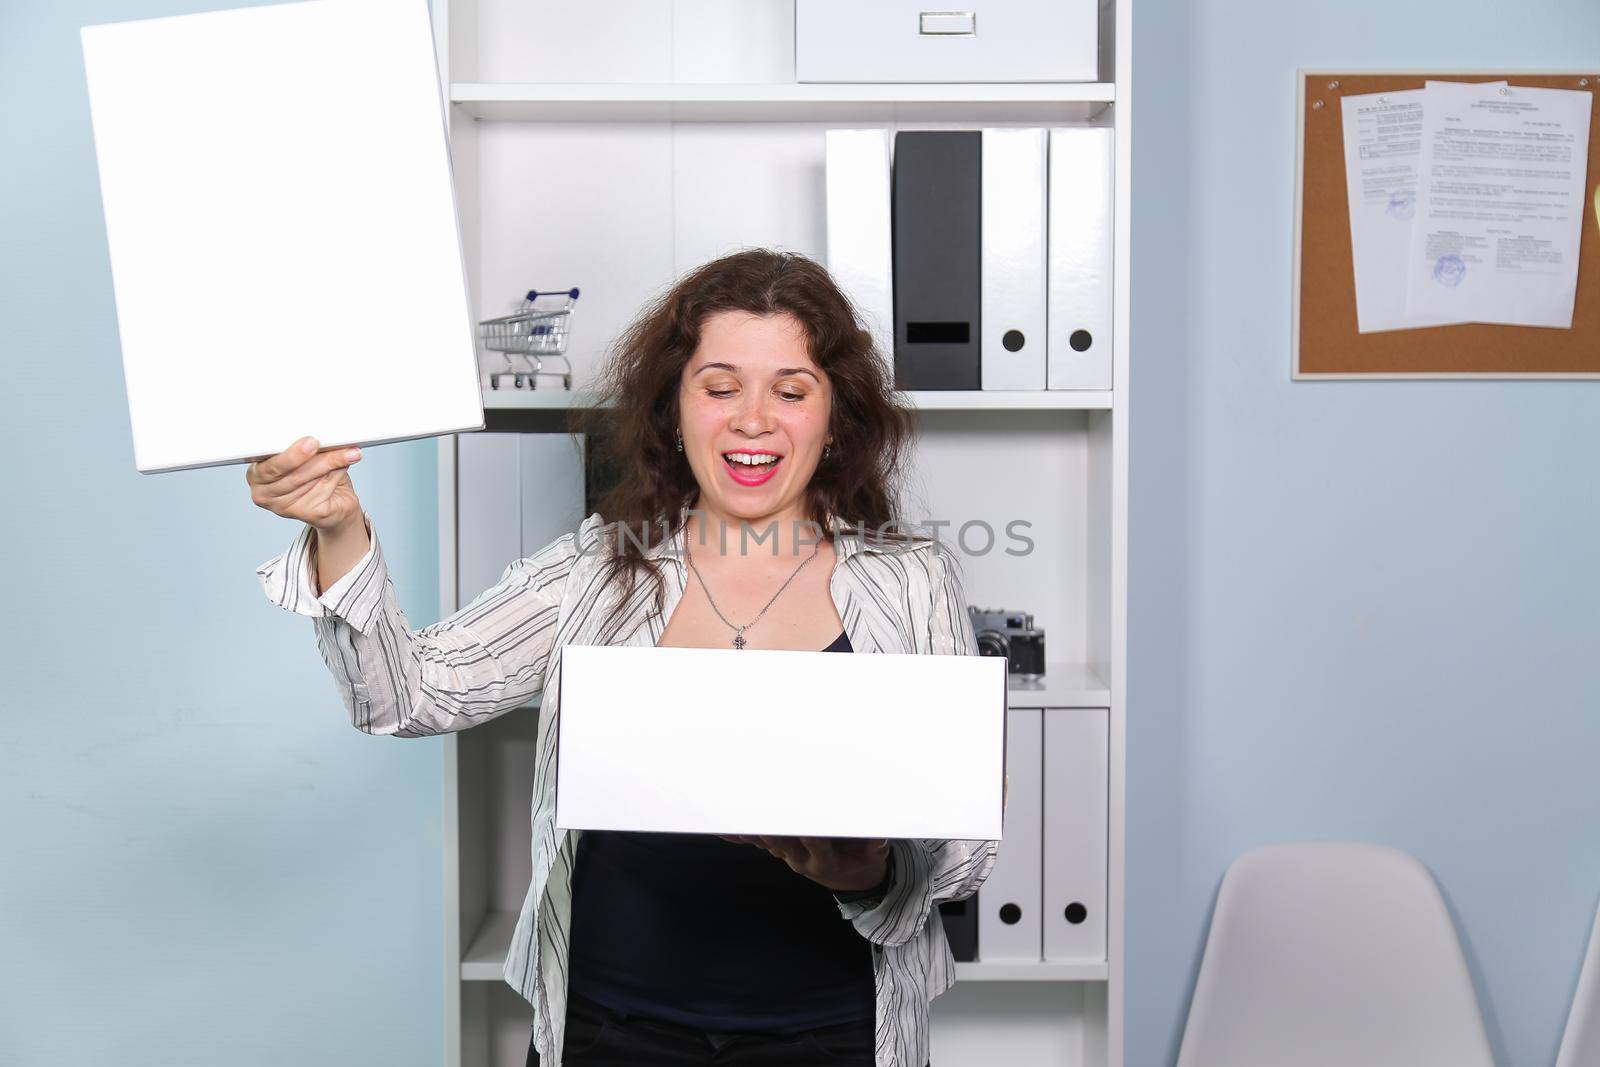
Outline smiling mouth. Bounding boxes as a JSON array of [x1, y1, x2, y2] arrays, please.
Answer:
[[722, 451, 783, 468], [722, 451, 783, 484]]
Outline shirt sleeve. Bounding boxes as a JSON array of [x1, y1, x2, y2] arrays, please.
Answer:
[[836, 541, 1000, 945], [255, 509, 597, 738]]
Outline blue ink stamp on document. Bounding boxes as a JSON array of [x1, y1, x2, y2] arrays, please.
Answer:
[[1387, 190, 1416, 220], [1432, 255, 1466, 287]]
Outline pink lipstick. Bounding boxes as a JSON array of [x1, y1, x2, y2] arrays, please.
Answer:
[[722, 449, 783, 487]]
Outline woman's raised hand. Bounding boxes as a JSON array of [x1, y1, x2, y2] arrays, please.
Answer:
[[245, 435, 365, 534]]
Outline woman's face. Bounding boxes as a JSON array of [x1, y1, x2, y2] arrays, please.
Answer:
[[678, 310, 833, 528]]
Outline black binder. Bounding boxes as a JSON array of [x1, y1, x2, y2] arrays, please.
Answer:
[[939, 898, 979, 962], [892, 131, 982, 390]]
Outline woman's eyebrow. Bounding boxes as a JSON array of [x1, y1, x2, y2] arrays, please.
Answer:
[[692, 361, 820, 382]]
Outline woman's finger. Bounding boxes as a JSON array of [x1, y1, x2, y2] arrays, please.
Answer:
[[822, 837, 874, 862], [256, 447, 362, 500], [756, 836, 807, 866], [798, 836, 833, 860], [245, 436, 318, 486]]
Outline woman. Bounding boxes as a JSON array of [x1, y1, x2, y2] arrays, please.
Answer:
[[248, 249, 996, 1067]]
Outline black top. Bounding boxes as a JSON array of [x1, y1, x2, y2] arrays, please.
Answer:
[[566, 629, 876, 1032]]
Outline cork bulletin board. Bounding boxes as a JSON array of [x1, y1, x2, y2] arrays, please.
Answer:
[[1293, 70, 1600, 378]]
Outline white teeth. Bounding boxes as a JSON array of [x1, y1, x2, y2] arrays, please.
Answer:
[[725, 453, 779, 466]]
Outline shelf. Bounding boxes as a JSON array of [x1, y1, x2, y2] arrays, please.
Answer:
[[482, 388, 1112, 413], [1006, 662, 1111, 709], [451, 82, 1115, 122], [953, 960, 1108, 982], [463, 909, 1105, 983], [482, 388, 598, 411], [905, 391, 1114, 411], [461, 909, 518, 982]]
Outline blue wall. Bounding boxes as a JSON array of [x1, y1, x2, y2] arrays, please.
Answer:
[[1127, 2, 1600, 1065], [0, 3, 445, 1064]]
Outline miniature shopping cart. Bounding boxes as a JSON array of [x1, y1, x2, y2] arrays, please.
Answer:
[[479, 287, 579, 390]]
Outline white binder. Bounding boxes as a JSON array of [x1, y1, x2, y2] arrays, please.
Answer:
[[1043, 707, 1109, 961], [1047, 128, 1115, 390], [825, 129, 895, 371], [981, 129, 1049, 390], [978, 708, 1043, 960]]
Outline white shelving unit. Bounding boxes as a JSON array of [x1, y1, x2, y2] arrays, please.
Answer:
[[431, 3, 1130, 1065], [451, 82, 1115, 122], [483, 388, 1114, 411]]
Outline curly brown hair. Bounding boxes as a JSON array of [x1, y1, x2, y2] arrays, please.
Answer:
[[572, 247, 921, 614]]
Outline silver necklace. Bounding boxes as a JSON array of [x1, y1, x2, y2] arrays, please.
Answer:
[[683, 529, 821, 649]]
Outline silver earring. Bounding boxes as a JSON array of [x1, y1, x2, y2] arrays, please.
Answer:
[[675, 429, 683, 453], [823, 442, 832, 460]]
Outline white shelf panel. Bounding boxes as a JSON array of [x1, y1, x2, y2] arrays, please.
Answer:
[[1007, 662, 1110, 709], [907, 391, 1113, 411], [481, 388, 596, 410], [482, 388, 1112, 413], [953, 961, 1109, 982], [452, 82, 1115, 122], [463, 909, 1105, 983], [462, 909, 519, 982]]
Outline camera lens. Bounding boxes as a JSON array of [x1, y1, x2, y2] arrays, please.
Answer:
[[974, 629, 1010, 660]]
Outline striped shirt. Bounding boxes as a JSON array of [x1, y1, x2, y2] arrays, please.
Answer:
[[257, 507, 997, 1067]]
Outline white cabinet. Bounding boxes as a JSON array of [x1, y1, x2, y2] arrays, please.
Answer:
[[431, 2, 1130, 1064]]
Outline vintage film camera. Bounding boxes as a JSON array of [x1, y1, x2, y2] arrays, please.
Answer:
[[966, 606, 1046, 680]]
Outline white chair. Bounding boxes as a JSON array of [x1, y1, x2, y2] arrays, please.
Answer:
[[1557, 900, 1600, 1067], [1177, 842, 1494, 1067]]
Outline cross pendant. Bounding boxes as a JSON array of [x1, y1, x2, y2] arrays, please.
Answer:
[[733, 630, 747, 650]]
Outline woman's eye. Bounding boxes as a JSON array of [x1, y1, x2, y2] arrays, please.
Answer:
[[778, 391, 805, 402], [707, 388, 735, 398]]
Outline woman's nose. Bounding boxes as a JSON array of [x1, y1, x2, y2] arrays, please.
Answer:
[[731, 395, 775, 434]]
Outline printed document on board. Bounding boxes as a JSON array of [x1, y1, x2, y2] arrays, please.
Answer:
[[1404, 80, 1593, 329], [1340, 88, 1494, 332]]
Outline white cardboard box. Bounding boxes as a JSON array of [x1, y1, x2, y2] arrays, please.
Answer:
[[554, 644, 1007, 840], [80, 0, 482, 473], [795, 0, 1099, 84]]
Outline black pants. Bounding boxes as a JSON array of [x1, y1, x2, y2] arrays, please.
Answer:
[[526, 991, 886, 1066]]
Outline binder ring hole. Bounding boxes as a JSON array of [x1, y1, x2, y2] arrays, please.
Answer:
[[1002, 329, 1026, 352], [999, 903, 1023, 925], [1064, 903, 1089, 925], [1069, 329, 1094, 353]]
